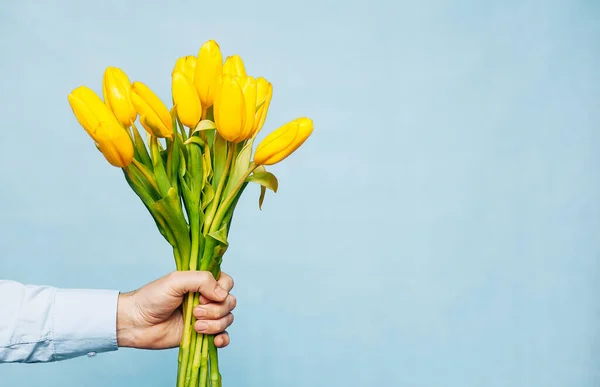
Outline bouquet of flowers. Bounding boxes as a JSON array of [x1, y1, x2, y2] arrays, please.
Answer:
[[67, 39, 313, 387]]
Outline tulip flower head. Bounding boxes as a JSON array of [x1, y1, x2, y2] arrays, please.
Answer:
[[194, 40, 223, 108], [223, 55, 246, 77], [131, 82, 173, 138], [172, 71, 202, 129], [254, 117, 313, 165], [68, 86, 133, 167], [213, 75, 246, 143], [102, 67, 137, 127], [173, 55, 197, 83]]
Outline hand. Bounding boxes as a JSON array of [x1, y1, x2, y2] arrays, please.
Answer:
[[116, 271, 236, 350]]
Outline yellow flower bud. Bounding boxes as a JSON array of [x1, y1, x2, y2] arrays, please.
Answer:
[[194, 40, 223, 108], [252, 77, 273, 137], [102, 67, 137, 127], [223, 55, 246, 77], [95, 121, 134, 167], [172, 71, 202, 129], [253, 117, 313, 166], [131, 81, 173, 138], [173, 55, 197, 83], [67, 86, 133, 167], [213, 75, 246, 142]]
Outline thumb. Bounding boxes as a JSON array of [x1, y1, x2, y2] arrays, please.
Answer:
[[165, 271, 229, 302]]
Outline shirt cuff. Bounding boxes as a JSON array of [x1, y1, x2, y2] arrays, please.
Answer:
[[52, 288, 119, 360]]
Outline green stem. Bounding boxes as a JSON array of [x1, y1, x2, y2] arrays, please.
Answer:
[[189, 332, 204, 387], [131, 158, 160, 193], [177, 291, 196, 387], [203, 142, 235, 233], [184, 293, 200, 386], [211, 163, 257, 232], [209, 338, 222, 387], [166, 135, 175, 182], [198, 335, 210, 387], [178, 212, 202, 387], [177, 116, 188, 142], [131, 121, 153, 168]]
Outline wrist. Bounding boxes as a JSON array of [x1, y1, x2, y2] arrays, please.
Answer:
[[116, 292, 138, 348]]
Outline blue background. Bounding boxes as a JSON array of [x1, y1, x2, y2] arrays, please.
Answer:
[[0, 0, 598, 386]]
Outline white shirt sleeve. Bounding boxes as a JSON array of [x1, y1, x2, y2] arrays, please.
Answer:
[[0, 280, 119, 363]]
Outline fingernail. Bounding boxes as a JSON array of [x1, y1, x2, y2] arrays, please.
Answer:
[[196, 321, 208, 332], [216, 286, 228, 298], [195, 307, 206, 318]]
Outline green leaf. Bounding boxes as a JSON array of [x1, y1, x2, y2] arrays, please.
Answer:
[[178, 149, 187, 179], [191, 120, 216, 135], [202, 144, 213, 190], [205, 130, 215, 152], [212, 133, 228, 188], [202, 183, 214, 211], [150, 136, 172, 197], [224, 182, 248, 227], [131, 123, 152, 168], [128, 162, 161, 201], [223, 139, 254, 199], [207, 225, 229, 247], [122, 167, 174, 245], [176, 115, 188, 142], [246, 171, 278, 192], [166, 134, 180, 189], [152, 187, 190, 255], [258, 185, 266, 210], [184, 136, 205, 148]]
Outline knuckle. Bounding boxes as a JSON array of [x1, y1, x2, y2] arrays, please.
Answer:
[[166, 271, 180, 282], [229, 295, 237, 309], [198, 271, 211, 282]]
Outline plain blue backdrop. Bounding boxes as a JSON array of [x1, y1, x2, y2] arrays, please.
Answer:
[[0, 0, 598, 386]]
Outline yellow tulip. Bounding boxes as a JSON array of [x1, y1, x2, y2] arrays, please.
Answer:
[[252, 77, 273, 137], [67, 86, 133, 167], [223, 55, 246, 77], [194, 40, 223, 108], [94, 121, 134, 167], [102, 67, 137, 127], [173, 55, 197, 83], [131, 81, 173, 138], [253, 117, 313, 166], [213, 75, 246, 142], [172, 71, 202, 128]]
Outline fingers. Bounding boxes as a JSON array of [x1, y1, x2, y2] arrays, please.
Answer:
[[218, 272, 234, 292], [165, 271, 228, 302], [199, 272, 233, 305], [194, 313, 234, 335], [194, 294, 236, 320], [214, 332, 230, 348]]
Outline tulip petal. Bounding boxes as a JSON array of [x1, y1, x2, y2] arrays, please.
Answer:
[[172, 71, 202, 128], [194, 40, 223, 108], [214, 75, 246, 142]]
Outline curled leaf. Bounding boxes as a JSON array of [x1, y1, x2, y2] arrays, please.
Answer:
[[191, 119, 217, 135], [246, 171, 278, 193]]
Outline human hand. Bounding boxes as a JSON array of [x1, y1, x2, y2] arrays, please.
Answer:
[[116, 271, 236, 350]]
